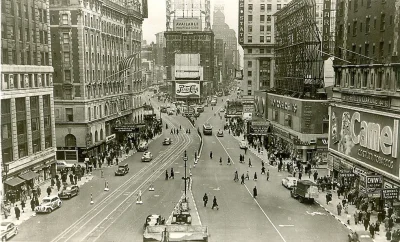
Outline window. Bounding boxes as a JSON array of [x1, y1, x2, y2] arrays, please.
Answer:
[[43, 9, 47, 23], [24, 4, 28, 18], [32, 138, 41, 153], [266, 25, 271, 32], [248, 80, 252, 85], [1, 123, 11, 140], [365, 43, 369, 57], [261, 4, 265, 11], [247, 90, 252, 95], [266, 36, 271, 43], [63, 33, 69, 43], [260, 36, 264, 43], [285, 114, 292, 127], [64, 70, 71, 83], [367, 0, 372, 8], [17, 120, 26, 135], [1, 99, 10, 114], [260, 25, 265, 32], [260, 48, 265, 54], [379, 41, 384, 57], [248, 15, 253, 22], [363, 71, 368, 87], [381, 13, 386, 31], [350, 71, 355, 86], [18, 142, 28, 158], [248, 36, 252, 43], [64, 52, 70, 63], [30, 96, 39, 110], [66, 108, 73, 121], [248, 25, 252, 33], [277, 4, 281, 10], [43, 95, 50, 108], [248, 71, 252, 77], [396, 69, 400, 90], [354, 0, 358, 11], [248, 48, 252, 54], [16, 97, 26, 112], [359, 22, 363, 33], [45, 135, 52, 149], [248, 61, 252, 68], [353, 21, 357, 35], [267, 15, 271, 22], [260, 15, 265, 23], [62, 14, 68, 25], [267, 4, 272, 11], [248, 4, 253, 11], [31, 117, 39, 132]]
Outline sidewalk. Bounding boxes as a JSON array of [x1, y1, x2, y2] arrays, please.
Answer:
[[230, 133, 400, 242], [2, 133, 163, 227]]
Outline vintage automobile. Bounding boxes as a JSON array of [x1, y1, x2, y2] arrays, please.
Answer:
[[142, 152, 153, 162], [217, 130, 224, 137], [56, 161, 74, 171], [1, 222, 18, 241], [143, 214, 165, 230], [115, 164, 129, 176], [168, 110, 174, 115], [163, 138, 172, 145], [35, 195, 62, 213], [281, 177, 298, 189], [58, 185, 79, 199], [138, 141, 149, 152], [239, 140, 248, 149]]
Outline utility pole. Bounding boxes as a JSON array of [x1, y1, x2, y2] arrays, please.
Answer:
[[182, 150, 188, 202]]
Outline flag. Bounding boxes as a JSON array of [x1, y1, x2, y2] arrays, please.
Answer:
[[119, 54, 138, 74]]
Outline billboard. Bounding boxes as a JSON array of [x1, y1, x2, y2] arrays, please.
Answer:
[[173, 18, 202, 31], [329, 106, 400, 176], [175, 81, 200, 98]]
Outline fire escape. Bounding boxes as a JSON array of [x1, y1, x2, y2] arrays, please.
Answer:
[[274, 0, 325, 99]]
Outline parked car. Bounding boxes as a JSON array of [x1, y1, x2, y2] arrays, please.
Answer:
[[239, 140, 248, 149], [35, 195, 62, 213], [168, 110, 174, 115], [163, 138, 172, 145], [1, 222, 18, 241], [58, 185, 79, 199], [217, 130, 224, 137], [281, 177, 298, 189], [144, 214, 163, 230], [56, 161, 74, 171], [142, 152, 153, 162], [115, 164, 129, 176], [138, 142, 149, 152]]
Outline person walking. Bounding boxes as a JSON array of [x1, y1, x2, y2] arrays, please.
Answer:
[[313, 170, 318, 182], [210, 151, 213, 159], [245, 171, 250, 180], [267, 170, 270, 181], [253, 172, 258, 181], [51, 178, 55, 187], [354, 210, 359, 225], [234, 171, 239, 182], [241, 174, 245, 184], [20, 198, 25, 213], [30, 198, 35, 211], [36, 186, 41, 197], [69, 173, 74, 184], [170, 168, 174, 179], [227, 157, 231, 165], [165, 170, 169, 180], [211, 196, 219, 210], [56, 179, 61, 191], [14, 205, 21, 220], [253, 186, 258, 199], [47, 186, 52, 196], [261, 166, 266, 175], [203, 193, 208, 207], [337, 202, 342, 216], [369, 222, 375, 238], [248, 158, 252, 168], [219, 157, 222, 165]]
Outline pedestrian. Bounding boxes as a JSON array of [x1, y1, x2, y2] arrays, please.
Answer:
[[30, 198, 35, 211], [211, 196, 219, 210], [298, 172, 302, 180], [261, 166, 265, 175], [234, 171, 239, 182], [47, 186, 52, 196], [210, 151, 213, 159], [69, 173, 74, 184], [241, 174, 245, 184], [56, 179, 61, 191], [74, 174, 78, 184], [14, 205, 21, 220], [354, 210, 359, 225], [313, 171, 318, 182], [386, 230, 392, 241], [170, 168, 174, 179], [267, 170, 270, 181], [36, 186, 41, 197], [337, 202, 342, 216], [369, 222, 375, 238], [375, 221, 380, 235], [219, 157, 222, 165], [165, 170, 169, 180], [248, 158, 252, 168], [203, 193, 208, 207], [253, 172, 258, 181], [244, 147, 248, 155], [253, 186, 258, 199], [364, 218, 370, 231], [51, 178, 55, 187], [245, 171, 250, 180]]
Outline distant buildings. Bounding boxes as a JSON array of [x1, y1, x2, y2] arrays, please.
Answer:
[[1, 0, 56, 194]]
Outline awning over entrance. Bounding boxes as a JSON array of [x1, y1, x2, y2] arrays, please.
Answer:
[[4, 177, 25, 187], [18, 171, 39, 181]]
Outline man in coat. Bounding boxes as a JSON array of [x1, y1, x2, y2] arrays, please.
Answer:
[[47, 186, 52, 196], [253, 186, 258, 199], [14, 205, 21, 220], [203, 193, 208, 207]]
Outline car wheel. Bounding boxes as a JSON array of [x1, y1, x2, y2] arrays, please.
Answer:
[[46, 208, 52, 213]]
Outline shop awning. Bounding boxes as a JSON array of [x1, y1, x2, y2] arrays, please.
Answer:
[[4, 177, 25, 187], [18, 171, 39, 181]]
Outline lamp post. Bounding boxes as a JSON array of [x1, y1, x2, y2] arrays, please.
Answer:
[[182, 150, 189, 202]]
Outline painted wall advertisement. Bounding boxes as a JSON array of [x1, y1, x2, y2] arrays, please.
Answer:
[[173, 18, 202, 31], [175, 81, 200, 98], [329, 106, 400, 177]]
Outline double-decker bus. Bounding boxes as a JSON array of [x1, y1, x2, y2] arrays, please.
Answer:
[[203, 123, 213, 135]]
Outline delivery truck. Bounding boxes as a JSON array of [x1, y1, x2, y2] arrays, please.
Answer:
[[290, 180, 319, 203]]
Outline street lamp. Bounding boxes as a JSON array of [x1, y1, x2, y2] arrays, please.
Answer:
[[182, 150, 189, 202]]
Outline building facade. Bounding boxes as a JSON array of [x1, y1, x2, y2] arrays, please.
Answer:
[[329, 0, 400, 190], [1, 0, 57, 196], [50, 0, 146, 162]]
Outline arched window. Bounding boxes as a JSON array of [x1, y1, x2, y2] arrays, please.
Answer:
[[65, 134, 77, 147], [95, 130, 98, 142], [100, 129, 104, 140]]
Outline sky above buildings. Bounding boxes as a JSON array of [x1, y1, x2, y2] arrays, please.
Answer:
[[142, 0, 239, 45]]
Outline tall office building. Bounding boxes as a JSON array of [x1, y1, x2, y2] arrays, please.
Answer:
[[1, 0, 57, 195], [50, 0, 147, 162], [329, 0, 400, 187]]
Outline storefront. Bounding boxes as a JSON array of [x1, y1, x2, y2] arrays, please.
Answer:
[[328, 104, 400, 205]]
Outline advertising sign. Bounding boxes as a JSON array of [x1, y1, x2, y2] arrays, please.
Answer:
[[322, 0, 331, 59], [173, 18, 202, 31], [238, 0, 244, 44], [250, 121, 269, 135], [382, 188, 399, 199], [329, 106, 400, 176], [175, 82, 200, 98], [114, 125, 139, 133]]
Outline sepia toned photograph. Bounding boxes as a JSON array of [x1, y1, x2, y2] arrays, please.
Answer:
[[1, 0, 400, 241]]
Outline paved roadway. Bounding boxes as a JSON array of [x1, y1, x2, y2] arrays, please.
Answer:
[[14, 96, 201, 242], [191, 95, 350, 242]]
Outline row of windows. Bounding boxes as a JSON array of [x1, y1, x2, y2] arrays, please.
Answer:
[[335, 68, 400, 90], [1, 0, 48, 23], [1, 47, 49, 66], [338, 0, 387, 16], [2, 73, 52, 90], [338, 14, 394, 39], [248, 3, 287, 12], [246, 48, 273, 54], [247, 15, 272, 23], [247, 35, 272, 43], [248, 25, 272, 33], [1, 21, 49, 45]]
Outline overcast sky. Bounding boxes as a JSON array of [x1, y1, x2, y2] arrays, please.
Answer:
[[142, 0, 239, 46]]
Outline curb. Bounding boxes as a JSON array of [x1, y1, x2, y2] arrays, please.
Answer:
[[315, 200, 354, 233]]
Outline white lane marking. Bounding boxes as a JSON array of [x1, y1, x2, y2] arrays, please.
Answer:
[[205, 102, 226, 123], [306, 211, 326, 216], [215, 136, 235, 165], [189, 186, 202, 226], [213, 187, 221, 191], [279, 225, 294, 227], [244, 185, 287, 242]]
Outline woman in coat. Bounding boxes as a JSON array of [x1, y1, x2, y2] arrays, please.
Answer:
[[253, 186, 258, 199]]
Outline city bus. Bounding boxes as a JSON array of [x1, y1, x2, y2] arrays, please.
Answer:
[[203, 123, 213, 135]]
